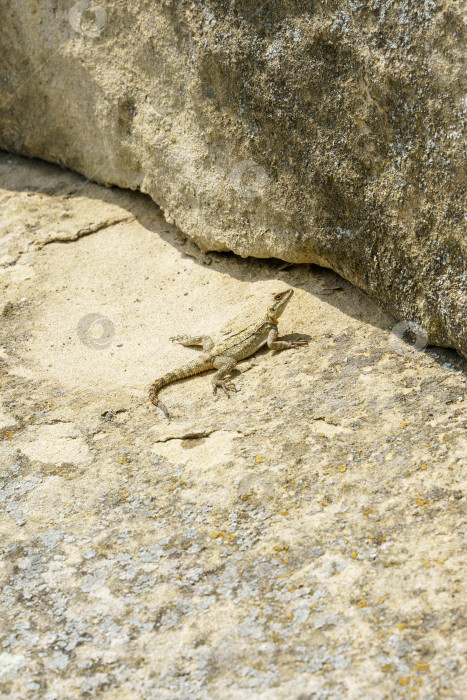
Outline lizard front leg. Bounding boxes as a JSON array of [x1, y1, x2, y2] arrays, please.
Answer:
[[211, 355, 238, 396], [170, 335, 215, 352], [267, 326, 308, 351]]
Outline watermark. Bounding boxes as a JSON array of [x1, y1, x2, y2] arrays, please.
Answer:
[[389, 320, 428, 355], [150, 88, 183, 119], [407, 637, 436, 670], [69, 1, 107, 38], [228, 160, 269, 198], [76, 313, 114, 349]]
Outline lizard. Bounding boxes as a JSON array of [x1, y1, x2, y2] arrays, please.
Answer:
[[149, 288, 307, 418]]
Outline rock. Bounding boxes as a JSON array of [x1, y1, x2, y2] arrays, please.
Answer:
[[0, 153, 466, 698], [1, 301, 13, 316], [0, 2, 465, 356], [17, 423, 91, 466], [0, 408, 19, 435]]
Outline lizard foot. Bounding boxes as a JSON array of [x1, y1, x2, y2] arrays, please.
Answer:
[[212, 380, 237, 397]]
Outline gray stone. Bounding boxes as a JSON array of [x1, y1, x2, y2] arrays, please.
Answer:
[[0, 1, 465, 356]]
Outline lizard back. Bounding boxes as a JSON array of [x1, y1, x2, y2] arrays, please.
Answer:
[[211, 318, 274, 360]]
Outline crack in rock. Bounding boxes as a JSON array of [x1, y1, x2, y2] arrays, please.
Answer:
[[37, 216, 135, 249], [1, 216, 135, 268], [153, 430, 220, 443]]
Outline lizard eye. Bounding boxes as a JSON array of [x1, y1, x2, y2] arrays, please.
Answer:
[[274, 293, 284, 300]]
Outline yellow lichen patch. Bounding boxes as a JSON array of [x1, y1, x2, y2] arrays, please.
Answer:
[[337, 464, 347, 472], [357, 599, 367, 607], [209, 531, 236, 540], [42, 463, 73, 477], [351, 550, 358, 559], [0, 425, 24, 440], [414, 496, 428, 508], [255, 455, 263, 463]]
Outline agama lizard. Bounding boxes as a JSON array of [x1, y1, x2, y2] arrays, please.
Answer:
[[149, 288, 307, 418]]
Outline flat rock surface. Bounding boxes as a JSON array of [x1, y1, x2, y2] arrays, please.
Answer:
[[0, 153, 466, 698]]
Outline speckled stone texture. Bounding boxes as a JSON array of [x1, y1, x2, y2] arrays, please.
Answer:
[[0, 154, 466, 698], [0, 1, 465, 358]]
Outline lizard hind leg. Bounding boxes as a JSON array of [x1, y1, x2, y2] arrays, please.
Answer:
[[211, 355, 238, 397]]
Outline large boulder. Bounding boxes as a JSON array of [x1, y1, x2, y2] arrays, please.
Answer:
[[1, 0, 465, 355]]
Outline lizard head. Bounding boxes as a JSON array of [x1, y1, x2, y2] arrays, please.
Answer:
[[267, 288, 294, 321]]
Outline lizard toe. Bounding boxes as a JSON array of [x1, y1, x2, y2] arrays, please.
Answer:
[[223, 382, 237, 396], [212, 379, 236, 397]]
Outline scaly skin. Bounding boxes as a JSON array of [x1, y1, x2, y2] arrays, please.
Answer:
[[149, 288, 307, 418]]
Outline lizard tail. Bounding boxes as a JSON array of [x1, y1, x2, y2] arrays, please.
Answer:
[[149, 379, 172, 419], [150, 396, 170, 419], [149, 361, 212, 419]]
